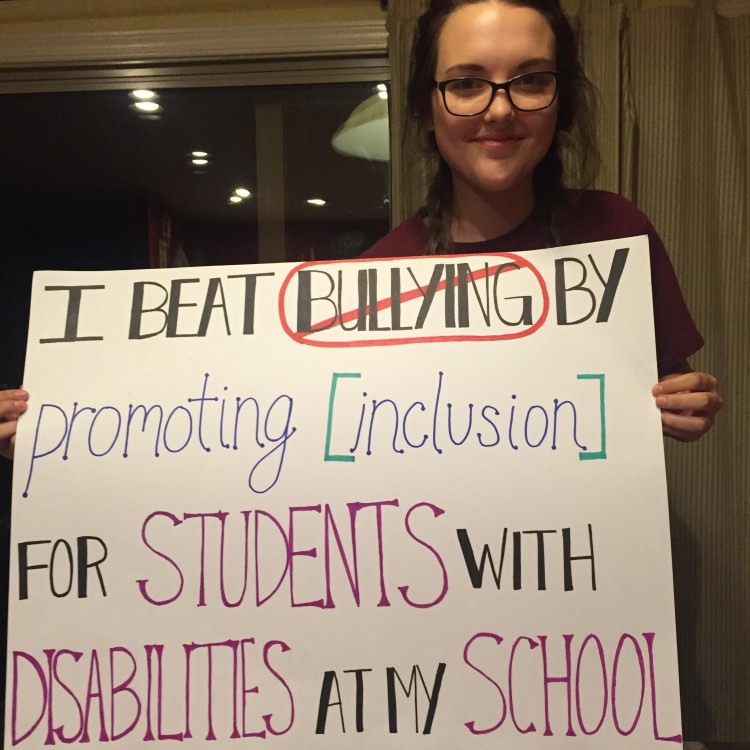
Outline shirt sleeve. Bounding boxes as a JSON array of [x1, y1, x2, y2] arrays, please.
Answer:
[[564, 191, 704, 374], [645, 220, 704, 373]]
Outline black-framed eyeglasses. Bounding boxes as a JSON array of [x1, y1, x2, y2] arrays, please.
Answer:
[[435, 71, 561, 116]]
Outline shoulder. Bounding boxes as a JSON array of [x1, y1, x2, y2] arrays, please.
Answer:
[[560, 190, 654, 244], [562, 192, 703, 370], [360, 213, 428, 258], [560, 189, 672, 278], [565, 189, 647, 217]]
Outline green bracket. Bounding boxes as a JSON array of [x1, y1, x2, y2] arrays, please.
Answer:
[[578, 373, 606, 460], [324, 372, 361, 462]]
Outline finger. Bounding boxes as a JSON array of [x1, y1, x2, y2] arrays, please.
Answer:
[[660, 409, 713, 440], [0, 420, 18, 440], [0, 388, 28, 407], [0, 388, 28, 402], [653, 372, 717, 396], [655, 391, 723, 415], [0, 397, 28, 422], [661, 423, 695, 442], [0, 419, 18, 460]]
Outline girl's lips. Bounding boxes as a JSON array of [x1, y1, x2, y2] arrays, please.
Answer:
[[475, 134, 522, 144], [474, 135, 523, 154]]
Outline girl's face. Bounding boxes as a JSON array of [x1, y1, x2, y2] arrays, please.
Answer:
[[430, 1, 558, 207]]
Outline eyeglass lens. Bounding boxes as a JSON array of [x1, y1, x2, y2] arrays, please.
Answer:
[[442, 72, 557, 115]]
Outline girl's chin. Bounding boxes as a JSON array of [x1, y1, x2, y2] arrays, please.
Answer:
[[461, 171, 533, 198]]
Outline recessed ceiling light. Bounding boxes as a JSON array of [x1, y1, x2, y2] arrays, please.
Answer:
[[133, 101, 161, 113], [130, 89, 157, 100], [306, 198, 327, 207], [229, 195, 243, 204], [191, 150, 208, 158], [234, 187, 252, 199], [191, 158, 209, 166]]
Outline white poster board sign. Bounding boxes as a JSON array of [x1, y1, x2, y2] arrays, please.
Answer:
[[5, 237, 683, 747]]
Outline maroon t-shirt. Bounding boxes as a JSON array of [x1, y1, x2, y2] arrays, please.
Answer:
[[362, 190, 703, 373]]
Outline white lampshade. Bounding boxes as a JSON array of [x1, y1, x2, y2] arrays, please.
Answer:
[[331, 93, 390, 162]]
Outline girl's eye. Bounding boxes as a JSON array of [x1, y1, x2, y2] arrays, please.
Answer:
[[449, 78, 486, 95], [515, 73, 551, 91]]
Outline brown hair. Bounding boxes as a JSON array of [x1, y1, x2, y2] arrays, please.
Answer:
[[407, 0, 600, 252]]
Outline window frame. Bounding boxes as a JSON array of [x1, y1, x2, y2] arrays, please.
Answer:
[[0, 19, 389, 93], [0, 17, 392, 262]]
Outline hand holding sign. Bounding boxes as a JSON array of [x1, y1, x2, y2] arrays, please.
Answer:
[[0, 387, 28, 460], [653, 369, 723, 442]]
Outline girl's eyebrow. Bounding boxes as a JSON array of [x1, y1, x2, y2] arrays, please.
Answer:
[[515, 57, 556, 71], [442, 57, 556, 78], [442, 63, 488, 77]]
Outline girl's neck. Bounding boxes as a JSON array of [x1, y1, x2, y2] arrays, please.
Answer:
[[450, 179, 536, 243]]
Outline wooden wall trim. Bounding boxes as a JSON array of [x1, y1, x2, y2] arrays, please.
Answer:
[[0, 19, 387, 68]]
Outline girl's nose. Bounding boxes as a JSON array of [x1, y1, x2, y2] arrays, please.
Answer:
[[483, 88, 515, 121]]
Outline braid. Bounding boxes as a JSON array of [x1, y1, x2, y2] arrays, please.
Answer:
[[534, 133, 566, 247], [425, 155, 454, 254]]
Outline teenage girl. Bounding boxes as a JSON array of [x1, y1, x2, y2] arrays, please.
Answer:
[[0, 0, 723, 456], [362, 0, 722, 441]]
